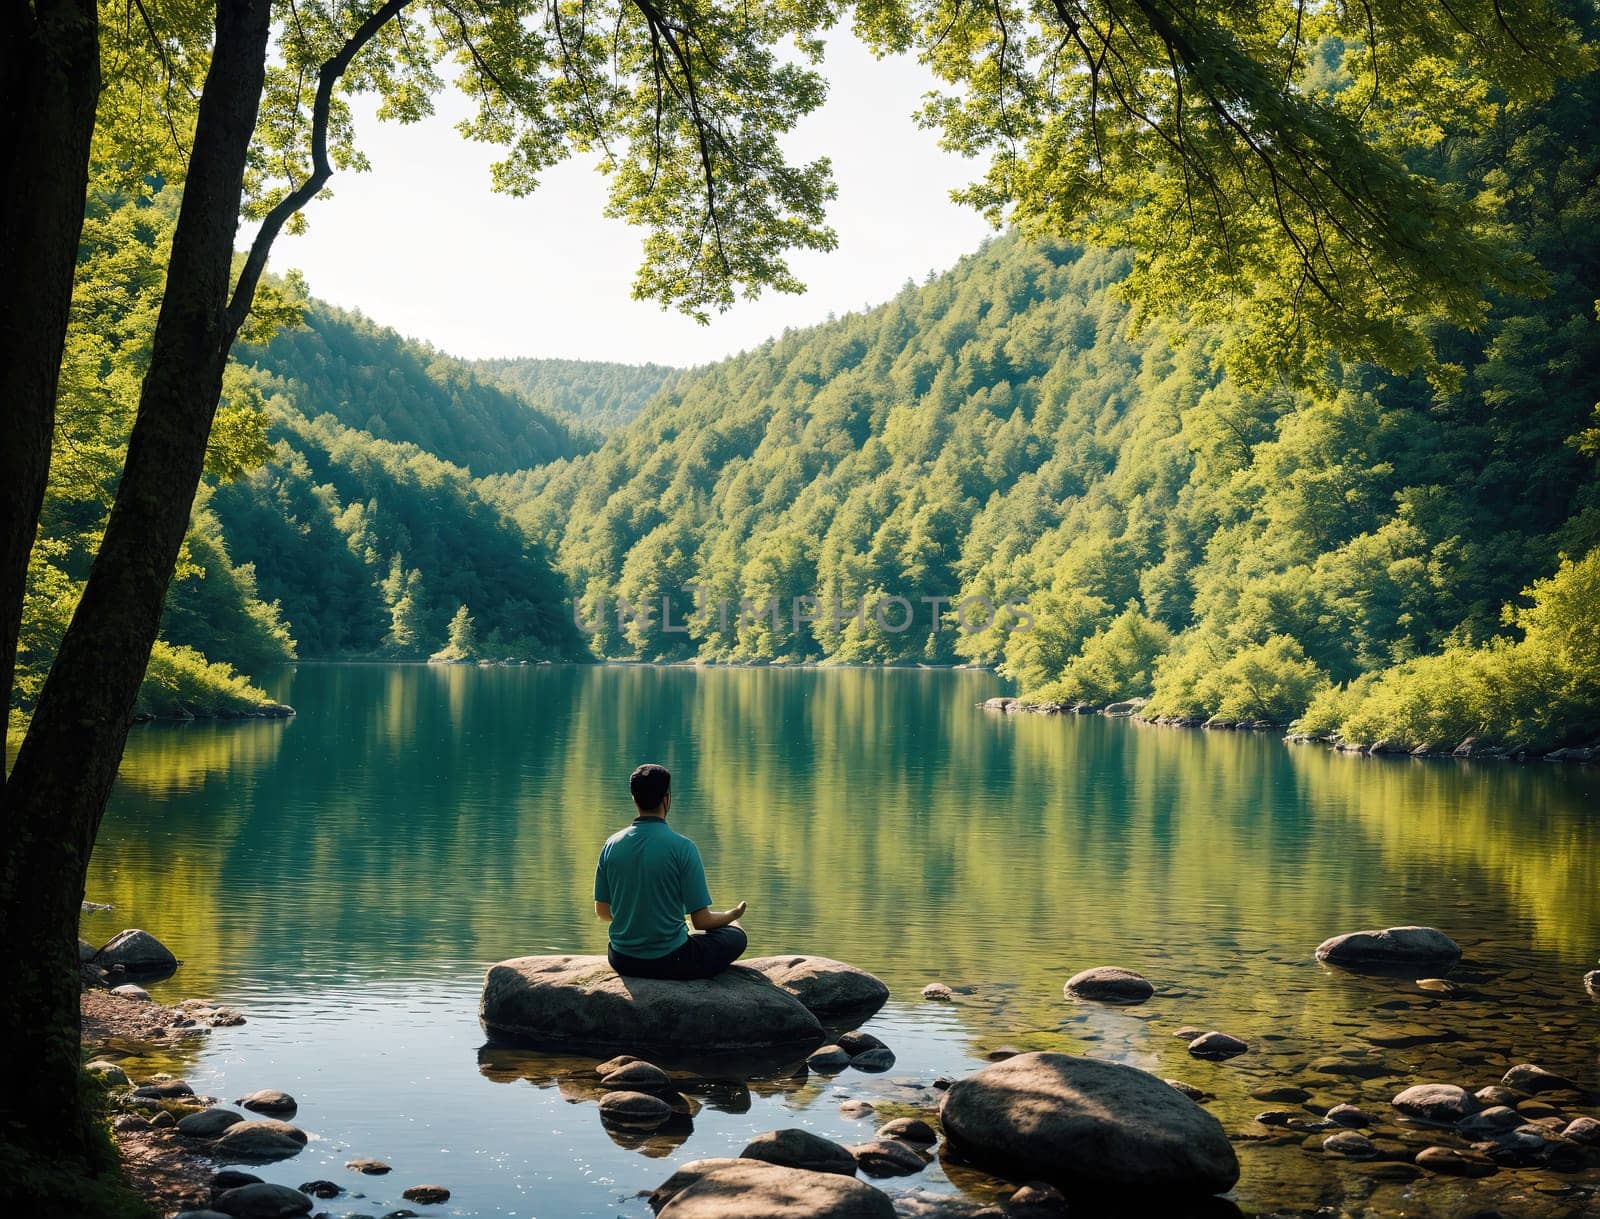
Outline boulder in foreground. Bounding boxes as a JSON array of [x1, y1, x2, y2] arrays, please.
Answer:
[[744, 956, 889, 1021], [656, 1160, 894, 1218], [480, 955, 825, 1052], [940, 1051, 1239, 1197], [1315, 926, 1461, 971]]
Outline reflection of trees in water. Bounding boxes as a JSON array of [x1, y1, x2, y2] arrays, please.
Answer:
[[90, 666, 1598, 1070]]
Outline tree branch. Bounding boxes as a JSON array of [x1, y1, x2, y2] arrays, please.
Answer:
[[225, 0, 410, 336]]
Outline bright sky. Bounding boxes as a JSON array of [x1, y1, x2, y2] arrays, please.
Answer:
[[270, 35, 993, 368]]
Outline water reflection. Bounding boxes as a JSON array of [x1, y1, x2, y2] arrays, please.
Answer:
[[85, 664, 1599, 1217]]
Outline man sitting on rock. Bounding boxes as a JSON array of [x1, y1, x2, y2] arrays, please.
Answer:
[[594, 763, 748, 980]]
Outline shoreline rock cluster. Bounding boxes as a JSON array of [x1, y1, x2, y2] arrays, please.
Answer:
[[979, 695, 1600, 764]]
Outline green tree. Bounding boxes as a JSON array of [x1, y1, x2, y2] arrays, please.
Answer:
[[431, 604, 478, 662], [382, 562, 430, 656]]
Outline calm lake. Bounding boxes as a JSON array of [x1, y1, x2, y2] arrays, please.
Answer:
[[84, 664, 1600, 1217]]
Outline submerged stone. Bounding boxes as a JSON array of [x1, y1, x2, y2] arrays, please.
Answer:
[[479, 954, 824, 1052]]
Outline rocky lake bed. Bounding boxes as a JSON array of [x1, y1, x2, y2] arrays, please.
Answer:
[[82, 916, 1600, 1219]]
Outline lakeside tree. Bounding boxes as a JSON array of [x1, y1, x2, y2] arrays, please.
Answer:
[[3, 0, 1595, 1204], [432, 604, 479, 662]]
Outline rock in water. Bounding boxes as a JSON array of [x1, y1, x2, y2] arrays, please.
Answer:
[[1563, 1116, 1600, 1145], [177, 1108, 246, 1139], [1325, 1104, 1372, 1128], [1391, 1083, 1477, 1124], [849, 1140, 927, 1178], [741, 1128, 858, 1176], [743, 956, 890, 1022], [480, 955, 824, 1052], [599, 1090, 674, 1130], [85, 1060, 129, 1087], [1322, 1132, 1377, 1159], [402, 1185, 451, 1204], [655, 1161, 896, 1219], [133, 1077, 195, 1099], [850, 1047, 895, 1072], [833, 1030, 885, 1057], [601, 1060, 673, 1092], [210, 1169, 263, 1192], [1414, 1146, 1496, 1178], [212, 1119, 309, 1161], [1063, 967, 1154, 1006], [875, 1118, 936, 1145], [1501, 1063, 1580, 1094], [236, 1089, 297, 1116], [807, 1045, 851, 1072], [939, 1052, 1239, 1197], [1314, 926, 1461, 971], [94, 928, 179, 978], [1584, 969, 1599, 1000], [1187, 1031, 1248, 1061], [211, 1182, 314, 1217]]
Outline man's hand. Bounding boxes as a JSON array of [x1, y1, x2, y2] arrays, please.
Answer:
[[690, 902, 747, 931]]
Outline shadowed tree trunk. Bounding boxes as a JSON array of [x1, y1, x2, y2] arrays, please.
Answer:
[[0, 0, 100, 779], [0, 0, 411, 1174], [0, 0, 273, 1161]]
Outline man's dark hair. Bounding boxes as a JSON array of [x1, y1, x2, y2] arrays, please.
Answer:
[[630, 763, 671, 811]]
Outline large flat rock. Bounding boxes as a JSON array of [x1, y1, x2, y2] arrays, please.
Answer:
[[743, 956, 889, 1022], [940, 1051, 1238, 1197], [1315, 926, 1461, 973], [480, 955, 825, 1053]]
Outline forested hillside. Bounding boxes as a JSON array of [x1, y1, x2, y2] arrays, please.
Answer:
[[13, 180, 591, 726], [205, 398, 581, 661], [474, 357, 675, 430], [516, 59, 1600, 753], [236, 303, 599, 475]]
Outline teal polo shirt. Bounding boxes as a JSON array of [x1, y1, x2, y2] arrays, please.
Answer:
[[594, 817, 713, 959]]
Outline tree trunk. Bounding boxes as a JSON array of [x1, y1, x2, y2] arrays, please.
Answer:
[[0, 0, 100, 779], [0, 0, 273, 1166]]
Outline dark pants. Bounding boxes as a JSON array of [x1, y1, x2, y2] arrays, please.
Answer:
[[609, 925, 748, 981]]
